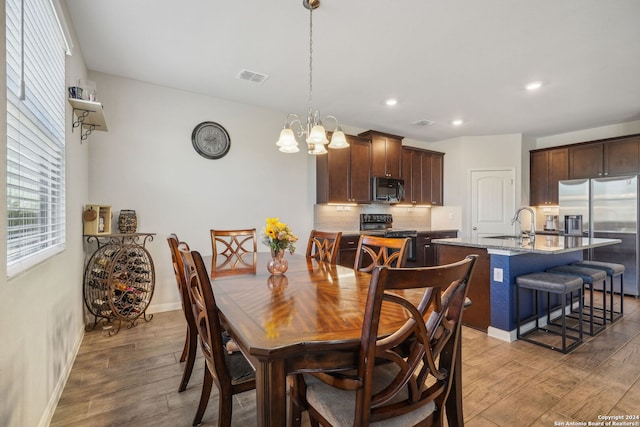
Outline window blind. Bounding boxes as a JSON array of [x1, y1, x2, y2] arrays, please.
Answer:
[[6, 0, 67, 276]]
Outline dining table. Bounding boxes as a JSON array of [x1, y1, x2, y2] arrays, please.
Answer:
[[204, 252, 464, 427]]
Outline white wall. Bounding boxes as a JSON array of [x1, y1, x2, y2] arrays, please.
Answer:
[[86, 72, 317, 312], [536, 119, 640, 148], [0, 2, 90, 426], [429, 134, 525, 236]]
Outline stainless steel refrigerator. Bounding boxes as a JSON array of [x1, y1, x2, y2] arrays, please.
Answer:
[[559, 175, 639, 296]]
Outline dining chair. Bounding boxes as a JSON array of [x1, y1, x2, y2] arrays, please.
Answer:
[[210, 228, 257, 277], [289, 255, 478, 427], [353, 234, 410, 272], [305, 230, 343, 264], [166, 234, 197, 392], [179, 246, 256, 427]]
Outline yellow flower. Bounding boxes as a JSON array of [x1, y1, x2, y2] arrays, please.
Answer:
[[262, 217, 298, 254]]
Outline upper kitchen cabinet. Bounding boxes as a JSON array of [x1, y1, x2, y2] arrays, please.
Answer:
[[316, 135, 371, 204], [401, 147, 445, 205], [359, 130, 403, 179], [530, 147, 568, 206], [569, 136, 640, 179]]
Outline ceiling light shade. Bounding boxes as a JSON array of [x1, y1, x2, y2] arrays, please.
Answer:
[[279, 144, 300, 153], [276, 1, 343, 155], [328, 130, 349, 148], [276, 128, 298, 148], [307, 125, 329, 145], [308, 143, 328, 155], [525, 81, 543, 91]]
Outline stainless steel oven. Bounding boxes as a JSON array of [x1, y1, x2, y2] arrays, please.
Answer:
[[359, 214, 417, 262]]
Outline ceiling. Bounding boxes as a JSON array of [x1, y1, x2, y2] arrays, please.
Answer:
[[64, 0, 640, 143]]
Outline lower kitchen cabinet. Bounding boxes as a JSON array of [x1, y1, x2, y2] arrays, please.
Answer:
[[337, 234, 360, 268], [414, 230, 458, 267], [435, 243, 490, 331]]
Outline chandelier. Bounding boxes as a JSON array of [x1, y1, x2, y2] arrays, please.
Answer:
[[276, 0, 349, 155]]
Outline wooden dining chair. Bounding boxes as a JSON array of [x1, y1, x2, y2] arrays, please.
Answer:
[[353, 234, 410, 272], [305, 230, 342, 264], [167, 234, 198, 393], [210, 228, 257, 277], [179, 246, 256, 427], [289, 255, 478, 427]]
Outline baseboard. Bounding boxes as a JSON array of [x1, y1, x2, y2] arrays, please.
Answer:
[[37, 323, 85, 427], [146, 301, 181, 314], [487, 327, 515, 342]]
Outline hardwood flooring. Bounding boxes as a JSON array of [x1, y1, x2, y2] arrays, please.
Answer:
[[51, 295, 640, 426]]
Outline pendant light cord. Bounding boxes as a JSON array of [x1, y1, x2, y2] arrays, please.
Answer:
[[308, 6, 313, 112]]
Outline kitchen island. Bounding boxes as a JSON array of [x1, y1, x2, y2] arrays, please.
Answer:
[[433, 234, 621, 341]]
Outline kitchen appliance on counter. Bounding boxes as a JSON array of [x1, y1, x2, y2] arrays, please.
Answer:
[[559, 176, 639, 296], [544, 215, 559, 231], [360, 214, 417, 261]]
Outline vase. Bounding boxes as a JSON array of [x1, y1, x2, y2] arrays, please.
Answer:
[[267, 248, 288, 275]]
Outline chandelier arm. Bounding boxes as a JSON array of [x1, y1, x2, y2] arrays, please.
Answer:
[[322, 115, 341, 131]]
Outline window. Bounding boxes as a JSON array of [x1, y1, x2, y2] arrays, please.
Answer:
[[6, 0, 67, 276]]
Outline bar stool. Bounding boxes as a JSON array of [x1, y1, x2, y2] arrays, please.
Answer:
[[516, 272, 584, 354], [571, 260, 624, 323], [546, 265, 607, 336]]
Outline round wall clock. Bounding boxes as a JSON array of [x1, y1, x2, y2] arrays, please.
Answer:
[[191, 121, 231, 159]]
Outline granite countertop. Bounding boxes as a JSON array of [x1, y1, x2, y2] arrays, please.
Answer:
[[433, 234, 621, 255]]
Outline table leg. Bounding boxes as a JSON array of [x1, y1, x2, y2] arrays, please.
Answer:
[[255, 358, 287, 427]]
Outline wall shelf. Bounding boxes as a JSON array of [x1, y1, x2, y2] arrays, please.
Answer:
[[69, 98, 108, 141]]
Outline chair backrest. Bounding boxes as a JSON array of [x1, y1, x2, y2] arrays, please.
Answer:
[[179, 246, 233, 385], [167, 234, 194, 320], [210, 228, 257, 277], [353, 235, 410, 272], [305, 230, 342, 264], [352, 255, 478, 425]]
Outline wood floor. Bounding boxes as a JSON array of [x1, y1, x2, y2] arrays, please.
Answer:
[[51, 294, 640, 427]]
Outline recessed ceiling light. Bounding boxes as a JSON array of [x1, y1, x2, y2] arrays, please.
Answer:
[[451, 119, 464, 126], [525, 81, 543, 91], [385, 99, 398, 106]]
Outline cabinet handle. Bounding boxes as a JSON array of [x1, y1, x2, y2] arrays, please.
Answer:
[[348, 241, 355, 245]]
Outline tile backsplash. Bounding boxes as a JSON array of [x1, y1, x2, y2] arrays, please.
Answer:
[[314, 204, 437, 232]]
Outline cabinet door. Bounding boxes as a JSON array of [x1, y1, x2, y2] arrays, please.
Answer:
[[337, 234, 360, 268], [429, 153, 444, 206], [349, 138, 372, 203], [529, 150, 548, 206], [326, 146, 350, 202], [569, 143, 603, 179], [604, 137, 640, 176], [370, 134, 402, 178], [547, 148, 568, 203], [401, 149, 414, 203]]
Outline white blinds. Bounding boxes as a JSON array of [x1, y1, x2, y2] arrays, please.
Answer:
[[6, 0, 66, 275]]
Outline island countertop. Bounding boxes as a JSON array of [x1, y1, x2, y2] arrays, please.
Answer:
[[433, 234, 621, 255]]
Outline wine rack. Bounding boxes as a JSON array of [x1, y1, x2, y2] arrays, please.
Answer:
[[83, 233, 156, 335]]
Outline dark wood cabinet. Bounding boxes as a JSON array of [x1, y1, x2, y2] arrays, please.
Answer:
[[359, 130, 403, 179], [568, 136, 640, 179], [530, 147, 568, 206], [415, 230, 458, 267], [401, 147, 445, 206], [436, 243, 490, 331], [316, 135, 371, 204], [337, 234, 360, 268]]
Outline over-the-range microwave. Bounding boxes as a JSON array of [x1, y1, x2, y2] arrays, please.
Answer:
[[371, 177, 405, 203]]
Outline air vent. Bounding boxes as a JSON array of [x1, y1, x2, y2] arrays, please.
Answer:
[[237, 69, 269, 84], [412, 119, 436, 127]]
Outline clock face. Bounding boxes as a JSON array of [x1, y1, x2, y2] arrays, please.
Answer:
[[191, 122, 231, 159]]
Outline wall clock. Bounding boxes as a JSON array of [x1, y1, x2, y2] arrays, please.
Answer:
[[191, 121, 231, 159]]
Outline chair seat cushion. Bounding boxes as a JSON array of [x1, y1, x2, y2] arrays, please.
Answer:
[[546, 265, 606, 284], [225, 350, 255, 384], [304, 363, 436, 427], [572, 260, 625, 275], [516, 272, 583, 293]]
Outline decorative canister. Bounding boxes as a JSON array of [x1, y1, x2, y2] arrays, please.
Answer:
[[118, 210, 137, 233]]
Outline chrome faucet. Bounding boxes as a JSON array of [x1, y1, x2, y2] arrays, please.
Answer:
[[511, 207, 536, 242]]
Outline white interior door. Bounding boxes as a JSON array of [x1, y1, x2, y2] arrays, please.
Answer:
[[471, 169, 516, 238]]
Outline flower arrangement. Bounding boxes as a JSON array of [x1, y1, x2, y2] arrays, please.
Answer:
[[262, 217, 299, 254]]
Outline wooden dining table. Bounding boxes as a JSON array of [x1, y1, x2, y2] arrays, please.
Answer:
[[204, 252, 464, 427]]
